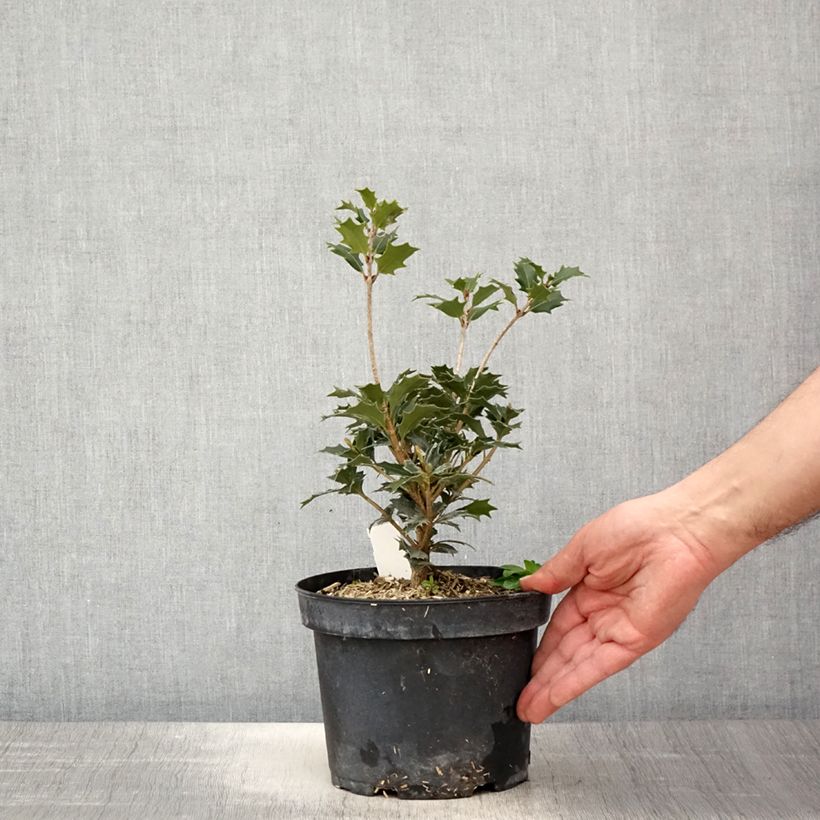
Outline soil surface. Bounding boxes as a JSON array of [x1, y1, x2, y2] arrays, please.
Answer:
[[320, 568, 515, 600]]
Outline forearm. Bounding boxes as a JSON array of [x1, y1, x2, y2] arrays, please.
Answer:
[[666, 367, 820, 573]]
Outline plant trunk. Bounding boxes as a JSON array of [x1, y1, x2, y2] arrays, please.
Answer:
[[411, 562, 432, 585]]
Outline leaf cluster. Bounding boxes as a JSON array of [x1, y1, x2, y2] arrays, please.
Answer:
[[304, 188, 588, 572], [303, 365, 520, 560], [492, 560, 542, 590], [328, 187, 417, 276]]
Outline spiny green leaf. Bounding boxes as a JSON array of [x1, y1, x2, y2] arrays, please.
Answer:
[[551, 265, 586, 286], [300, 488, 338, 507], [373, 230, 397, 254], [335, 218, 369, 255], [387, 372, 429, 412], [447, 274, 480, 294], [334, 400, 386, 429], [327, 243, 363, 272], [356, 187, 377, 210], [359, 383, 385, 404], [320, 444, 349, 456], [327, 386, 357, 398], [529, 287, 567, 314], [458, 498, 497, 519], [397, 403, 442, 438], [429, 542, 457, 555], [468, 300, 501, 322], [377, 241, 417, 274], [472, 283, 498, 306], [514, 258, 541, 291], [432, 297, 466, 318], [336, 200, 368, 223], [372, 199, 405, 229], [491, 278, 518, 305], [331, 463, 365, 494]]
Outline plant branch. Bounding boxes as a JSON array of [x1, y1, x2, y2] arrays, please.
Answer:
[[363, 222, 381, 385], [454, 317, 468, 373], [453, 444, 499, 497], [356, 490, 414, 546], [474, 303, 528, 384]]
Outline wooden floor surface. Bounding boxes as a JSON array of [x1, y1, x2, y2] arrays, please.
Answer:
[[0, 720, 817, 818]]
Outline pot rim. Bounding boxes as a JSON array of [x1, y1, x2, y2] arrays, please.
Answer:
[[295, 564, 544, 606]]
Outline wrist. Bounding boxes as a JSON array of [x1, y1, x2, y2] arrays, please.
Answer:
[[659, 466, 764, 576]]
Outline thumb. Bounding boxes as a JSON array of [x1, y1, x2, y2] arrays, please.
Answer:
[[521, 528, 588, 594]]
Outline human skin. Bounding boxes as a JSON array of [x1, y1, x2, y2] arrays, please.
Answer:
[[517, 366, 820, 724]]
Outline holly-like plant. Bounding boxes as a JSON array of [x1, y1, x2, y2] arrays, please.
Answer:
[[303, 189, 586, 585]]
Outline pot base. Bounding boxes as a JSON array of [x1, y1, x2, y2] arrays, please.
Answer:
[[333, 766, 528, 799]]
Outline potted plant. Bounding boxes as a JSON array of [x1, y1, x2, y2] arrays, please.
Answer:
[[296, 189, 586, 799]]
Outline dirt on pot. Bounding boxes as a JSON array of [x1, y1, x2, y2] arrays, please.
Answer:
[[320, 568, 514, 600]]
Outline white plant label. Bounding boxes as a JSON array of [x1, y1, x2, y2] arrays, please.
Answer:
[[368, 521, 412, 579]]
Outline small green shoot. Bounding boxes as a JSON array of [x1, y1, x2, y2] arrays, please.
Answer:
[[492, 560, 542, 590], [420, 577, 440, 595]]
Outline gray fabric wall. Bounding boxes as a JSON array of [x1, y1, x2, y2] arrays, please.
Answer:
[[1, 0, 818, 722]]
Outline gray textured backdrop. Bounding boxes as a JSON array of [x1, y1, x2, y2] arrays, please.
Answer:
[[1, 1, 818, 722]]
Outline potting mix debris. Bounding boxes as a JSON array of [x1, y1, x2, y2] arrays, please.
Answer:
[[320, 568, 512, 600]]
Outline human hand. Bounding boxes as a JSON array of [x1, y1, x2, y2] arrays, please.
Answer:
[[516, 491, 723, 723]]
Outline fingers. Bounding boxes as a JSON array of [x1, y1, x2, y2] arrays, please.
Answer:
[[521, 526, 589, 595], [531, 587, 584, 674], [518, 638, 638, 723]]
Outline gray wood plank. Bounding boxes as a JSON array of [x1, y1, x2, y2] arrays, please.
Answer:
[[0, 721, 817, 819]]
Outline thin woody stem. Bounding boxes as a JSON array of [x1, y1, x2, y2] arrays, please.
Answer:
[[454, 318, 468, 373], [362, 219, 407, 462], [363, 223, 381, 385], [473, 306, 527, 384], [454, 444, 498, 496], [365, 280, 381, 384], [357, 490, 414, 547], [452, 301, 529, 440]]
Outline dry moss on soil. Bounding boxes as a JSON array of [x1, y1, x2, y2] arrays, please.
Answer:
[[320, 568, 514, 600]]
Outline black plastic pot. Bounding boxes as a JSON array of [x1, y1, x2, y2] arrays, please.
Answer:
[[296, 565, 551, 799]]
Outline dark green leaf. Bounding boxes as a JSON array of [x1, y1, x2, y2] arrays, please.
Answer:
[[331, 463, 365, 493], [491, 279, 518, 305], [336, 200, 368, 223], [472, 284, 498, 306], [373, 230, 397, 254], [328, 387, 357, 399], [551, 265, 586, 286], [320, 444, 349, 456], [429, 543, 457, 555], [387, 372, 428, 412], [334, 400, 386, 429], [447, 274, 480, 294], [327, 243, 363, 272], [377, 242, 417, 274], [514, 258, 541, 291], [468, 300, 501, 322], [359, 383, 385, 404], [529, 287, 567, 314], [397, 403, 441, 438], [432, 297, 466, 318], [300, 488, 338, 507], [459, 498, 497, 519]]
